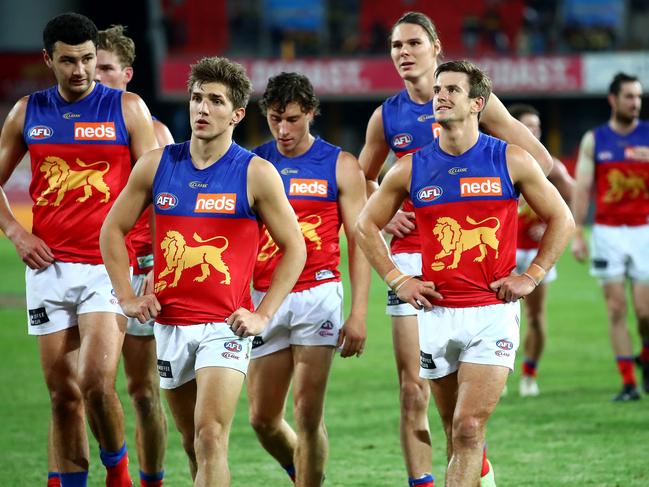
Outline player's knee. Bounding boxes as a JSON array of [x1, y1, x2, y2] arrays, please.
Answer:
[[79, 377, 114, 411], [128, 382, 161, 418], [400, 380, 429, 415], [195, 422, 228, 455], [294, 399, 324, 435], [249, 410, 280, 436], [452, 415, 484, 449], [50, 389, 83, 420]]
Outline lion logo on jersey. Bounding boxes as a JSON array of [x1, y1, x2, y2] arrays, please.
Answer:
[[603, 168, 649, 203], [35, 156, 110, 207], [257, 214, 323, 262], [431, 216, 500, 270], [155, 231, 230, 292]]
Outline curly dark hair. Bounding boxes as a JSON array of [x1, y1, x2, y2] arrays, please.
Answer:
[[43, 13, 98, 56], [259, 72, 320, 116]]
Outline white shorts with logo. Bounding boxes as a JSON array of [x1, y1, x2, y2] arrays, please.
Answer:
[[590, 224, 649, 283], [250, 281, 343, 359], [127, 273, 154, 336], [385, 252, 423, 317], [25, 261, 125, 336], [515, 249, 557, 284], [154, 322, 252, 389], [418, 301, 520, 380]]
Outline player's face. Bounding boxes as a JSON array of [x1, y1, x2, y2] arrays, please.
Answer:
[[390, 23, 440, 82], [266, 102, 313, 156], [95, 49, 132, 91], [519, 113, 541, 140], [433, 71, 480, 123], [44, 40, 96, 99], [611, 81, 642, 124], [189, 82, 244, 141]]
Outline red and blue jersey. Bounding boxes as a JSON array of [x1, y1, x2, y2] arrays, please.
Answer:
[[382, 89, 441, 254], [593, 121, 649, 226], [152, 141, 260, 325], [253, 137, 342, 292], [411, 133, 519, 308], [23, 83, 132, 263]]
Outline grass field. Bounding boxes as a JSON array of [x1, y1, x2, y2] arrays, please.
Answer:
[[0, 235, 648, 486]]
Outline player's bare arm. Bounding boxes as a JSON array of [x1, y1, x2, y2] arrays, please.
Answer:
[[356, 155, 442, 310], [153, 119, 175, 147], [548, 157, 575, 201], [481, 93, 554, 175], [336, 151, 371, 357], [358, 106, 416, 237], [100, 149, 163, 322], [227, 156, 306, 337], [490, 145, 575, 302], [0, 97, 54, 269], [122, 91, 158, 160], [571, 130, 595, 262]]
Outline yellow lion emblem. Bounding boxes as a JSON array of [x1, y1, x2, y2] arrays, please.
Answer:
[[36, 156, 110, 207], [155, 231, 230, 292], [432, 216, 500, 270], [257, 214, 322, 262], [603, 168, 649, 203]]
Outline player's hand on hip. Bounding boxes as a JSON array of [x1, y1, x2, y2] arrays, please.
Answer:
[[490, 275, 535, 302], [227, 308, 268, 337], [337, 314, 367, 358], [11, 229, 54, 269], [397, 278, 442, 311], [571, 235, 588, 262], [120, 294, 161, 323], [383, 210, 416, 238]]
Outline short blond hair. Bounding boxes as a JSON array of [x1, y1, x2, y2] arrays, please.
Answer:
[[97, 25, 135, 67]]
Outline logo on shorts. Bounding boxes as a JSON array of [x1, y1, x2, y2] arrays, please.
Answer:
[[319, 321, 335, 337], [252, 336, 264, 349], [155, 192, 178, 210], [28, 125, 53, 139], [224, 341, 242, 353], [496, 339, 513, 351], [28, 307, 49, 326], [157, 360, 173, 378], [221, 352, 240, 360], [420, 351, 436, 369], [387, 289, 406, 306], [495, 350, 510, 357]]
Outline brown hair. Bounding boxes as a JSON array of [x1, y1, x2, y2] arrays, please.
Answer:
[[187, 57, 252, 110], [97, 25, 135, 67], [435, 60, 492, 106]]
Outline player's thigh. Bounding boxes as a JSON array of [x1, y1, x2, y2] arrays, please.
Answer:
[[194, 366, 245, 431], [165, 379, 197, 441], [430, 372, 459, 427], [602, 281, 628, 314], [454, 362, 509, 422], [291, 345, 335, 410], [122, 334, 159, 389], [38, 328, 81, 394], [77, 312, 126, 382], [391, 314, 423, 382], [247, 347, 294, 420]]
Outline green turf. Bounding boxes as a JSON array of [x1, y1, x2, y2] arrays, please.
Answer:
[[0, 236, 647, 486]]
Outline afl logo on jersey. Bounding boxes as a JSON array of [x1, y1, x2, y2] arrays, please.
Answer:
[[29, 126, 53, 139], [155, 192, 178, 210], [392, 133, 413, 149], [417, 185, 443, 202]]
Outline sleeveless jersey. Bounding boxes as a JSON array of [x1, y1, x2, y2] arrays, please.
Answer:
[[411, 133, 519, 308], [382, 89, 441, 255], [253, 137, 342, 292], [517, 199, 544, 250], [593, 121, 649, 226], [24, 83, 131, 263], [152, 141, 259, 325]]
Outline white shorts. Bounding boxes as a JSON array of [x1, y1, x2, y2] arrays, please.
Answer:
[[25, 261, 125, 336], [154, 322, 252, 389], [126, 273, 154, 336], [250, 281, 343, 359], [418, 301, 520, 380], [590, 224, 649, 283], [515, 249, 557, 284], [385, 252, 423, 316]]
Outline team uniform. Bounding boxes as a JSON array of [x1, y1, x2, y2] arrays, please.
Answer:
[[410, 133, 521, 379], [23, 83, 132, 335], [515, 200, 557, 283], [152, 141, 258, 388], [590, 122, 649, 283], [381, 89, 441, 315], [251, 137, 343, 358], [126, 208, 156, 336]]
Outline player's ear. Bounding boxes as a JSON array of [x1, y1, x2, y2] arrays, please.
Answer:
[[123, 66, 134, 84], [43, 48, 53, 68], [231, 107, 246, 126]]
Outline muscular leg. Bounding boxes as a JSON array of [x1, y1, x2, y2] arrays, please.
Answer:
[[291, 345, 335, 487], [522, 283, 547, 364], [446, 363, 508, 487], [122, 334, 167, 475], [165, 380, 198, 480], [77, 312, 127, 451], [631, 283, 649, 342], [602, 282, 632, 357], [193, 366, 246, 487], [247, 348, 296, 468], [392, 315, 433, 479], [39, 328, 89, 473], [429, 373, 458, 462]]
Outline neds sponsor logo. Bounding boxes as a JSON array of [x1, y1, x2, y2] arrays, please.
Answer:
[[195, 193, 236, 213], [289, 178, 328, 197], [74, 122, 116, 141], [460, 177, 502, 197]]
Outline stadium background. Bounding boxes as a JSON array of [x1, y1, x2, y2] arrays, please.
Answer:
[[1, 0, 648, 485]]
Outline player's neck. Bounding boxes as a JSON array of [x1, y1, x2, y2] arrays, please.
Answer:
[[438, 121, 480, 156], [609, 116, 639, 135], [189, 134, 233, 169], [404, 75, 435, 104], [57, 81, 96, 103]]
